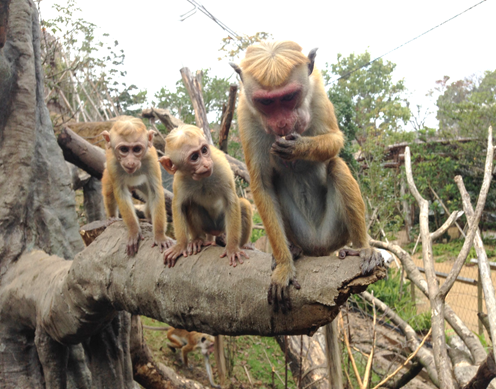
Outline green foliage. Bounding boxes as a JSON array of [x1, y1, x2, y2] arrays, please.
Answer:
[[39, 0, 147, 118], [324, 51, 411, 142], [218, 32, 273, 62], [250, 212, 266, 243], [154, 69, 231, 127], [356, 268, 431, 332], [324, 52, 412, 239]]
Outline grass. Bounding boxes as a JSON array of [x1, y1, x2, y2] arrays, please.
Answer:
[[141, 316, 296, 388]]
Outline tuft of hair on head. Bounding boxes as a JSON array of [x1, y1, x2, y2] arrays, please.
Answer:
[[165, 124, 206, 154], [111, 115, 147, 137], [240, 41, 309, 87]]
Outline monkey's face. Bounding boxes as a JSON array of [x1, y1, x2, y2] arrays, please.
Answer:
[[184, 142, 213, 181], [199, 335, 215, 356], [246, 73, 311, 137], [114, 139, 148, 175]]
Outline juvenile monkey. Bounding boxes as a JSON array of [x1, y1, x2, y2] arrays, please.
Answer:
[[159, 125, 252, 267], [231, 41, 383, 310], [167, 327, 220, 388], [101, 116, 173, 256]]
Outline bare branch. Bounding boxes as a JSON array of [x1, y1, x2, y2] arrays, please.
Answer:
[[431, 211, 464, 241]]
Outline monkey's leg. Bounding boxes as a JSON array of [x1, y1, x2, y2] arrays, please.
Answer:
[[181, 345, 194, 368], [239, 198, 253, 248], [328, 157, 383, 274]]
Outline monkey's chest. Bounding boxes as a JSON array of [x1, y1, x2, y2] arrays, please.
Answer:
[[126, 174, 147, 188]]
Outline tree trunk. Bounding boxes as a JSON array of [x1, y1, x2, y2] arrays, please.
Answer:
[[218, 84, 237, 153]]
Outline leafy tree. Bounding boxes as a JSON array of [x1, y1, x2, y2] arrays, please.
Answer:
[[324, 52, 412, 239], [324, 52, 411, 145], [39, 0, 147, 121], [218, 32, 273, 61], [154, 69, 231, 127]]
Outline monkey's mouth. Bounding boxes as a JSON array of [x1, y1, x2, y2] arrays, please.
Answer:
[[124, 167, 138, 174]]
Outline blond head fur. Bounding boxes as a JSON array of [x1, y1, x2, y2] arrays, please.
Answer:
[[165, 125, 206, 155], [240, 41, 309, 87], [111, 116, 147, 137]]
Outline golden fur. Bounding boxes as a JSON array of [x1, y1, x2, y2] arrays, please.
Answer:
[[240, 41, 309, 87]]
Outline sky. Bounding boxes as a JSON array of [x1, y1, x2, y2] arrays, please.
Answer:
[[38, 0, 496, 129]]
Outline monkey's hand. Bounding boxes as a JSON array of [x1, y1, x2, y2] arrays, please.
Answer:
[[163, 244, 187, 268], [271, 133, 305, 161], [267, 261, 301, 314], [152, 235, 175, 253], [127, 230, 144, 256], [220, 246, 249, 267], [339, 247, 384, 275]]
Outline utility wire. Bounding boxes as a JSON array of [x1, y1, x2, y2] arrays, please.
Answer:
[[331, 0, 487, 83], [182, 0, 241, 41]]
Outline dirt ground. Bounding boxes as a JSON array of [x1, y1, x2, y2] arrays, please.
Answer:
[[409, 254, 494, 337]]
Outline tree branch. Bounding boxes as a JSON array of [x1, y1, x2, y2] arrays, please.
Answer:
[[0, 222, 386, 347]]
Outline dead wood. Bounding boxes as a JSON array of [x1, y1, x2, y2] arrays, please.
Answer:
[[180, 67, 213, 144], [141, 107, 183, 132], [1, 222, 386, 344], [57, 126, 107, 179], [218, 84, 238, 153], [462, 352, 496, 389]]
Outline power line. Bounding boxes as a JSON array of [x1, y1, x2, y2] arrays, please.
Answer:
[[181, 0, 241, 41], [331, 0, 487, 83]]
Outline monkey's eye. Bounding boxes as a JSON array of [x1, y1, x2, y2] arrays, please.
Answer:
[[281, 92, 297, 102], [201, 337, 206, 343], [256, 98, 274, 106], [201, 146, 208, 154], [119, 146, 129, 153], [132, 146, 143, 154], [190, 153, 199, 161]]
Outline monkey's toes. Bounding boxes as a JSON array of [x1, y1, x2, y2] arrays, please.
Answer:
[[360, 248, 384, 275]]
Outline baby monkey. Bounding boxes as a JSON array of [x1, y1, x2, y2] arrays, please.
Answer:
[[159, 125, 252, 267], [167, 327, 220, 388], [101, 116, 173, 256]]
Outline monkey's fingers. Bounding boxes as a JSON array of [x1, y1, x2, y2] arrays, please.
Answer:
[[338, 248, 360, 259]]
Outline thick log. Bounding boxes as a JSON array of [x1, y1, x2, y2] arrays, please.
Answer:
[[218, 84, 238, 153], [0, 222, 386, 346], [57, 126, 106, 180], [180, 67, 213, 144], [141, 107, 183, 132]]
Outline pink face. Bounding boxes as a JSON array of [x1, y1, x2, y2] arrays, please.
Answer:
[[185, 142, 213, 181], [252, 82, 309, 136], [114, 141, 148, 174]]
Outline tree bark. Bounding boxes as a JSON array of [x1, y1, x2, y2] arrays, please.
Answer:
[[218, 84, 237, 153], [58, 126, 107, 180], [180, 67, 213, 144]]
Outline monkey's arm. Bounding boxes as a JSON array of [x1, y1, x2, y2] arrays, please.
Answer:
[[147, 157, 173, 252], [163, 189, 189, 267], [114, 182, 142, 256], [271, 131, 344, 162]]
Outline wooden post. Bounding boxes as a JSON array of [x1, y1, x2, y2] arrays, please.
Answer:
[[214, 335, 227, 385], [179, 67, 213, 145], [218, 84, 238, 153], [478, 262, 484, 335]]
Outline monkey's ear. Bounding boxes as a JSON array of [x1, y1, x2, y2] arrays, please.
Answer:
[[101, 131, 111, 148], [229, 62, 243, 82], [147, 130, 154, 148], [307, 48, 318, 75], [159, 156, 177, 175]]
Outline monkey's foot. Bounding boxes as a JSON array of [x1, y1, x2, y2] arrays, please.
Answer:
[[152, 235, 175, 253], [220, 247, 249, 267], [267, 264, 301, 314], [163, 244, 187, 268], [186, 239, 214, 256], [126, 231, 144, 256], [242, 242, 255, 250], [338, 247, 384, 275]]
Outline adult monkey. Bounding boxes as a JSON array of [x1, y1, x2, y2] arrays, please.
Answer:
[[231, 41, 383, 311]]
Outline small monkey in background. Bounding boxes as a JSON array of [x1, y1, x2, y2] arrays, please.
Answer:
[[231, 41, 383, 311], [101, 116, 173, 256], [167, 328, 220, 388], [159, 125, 252, 267]]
